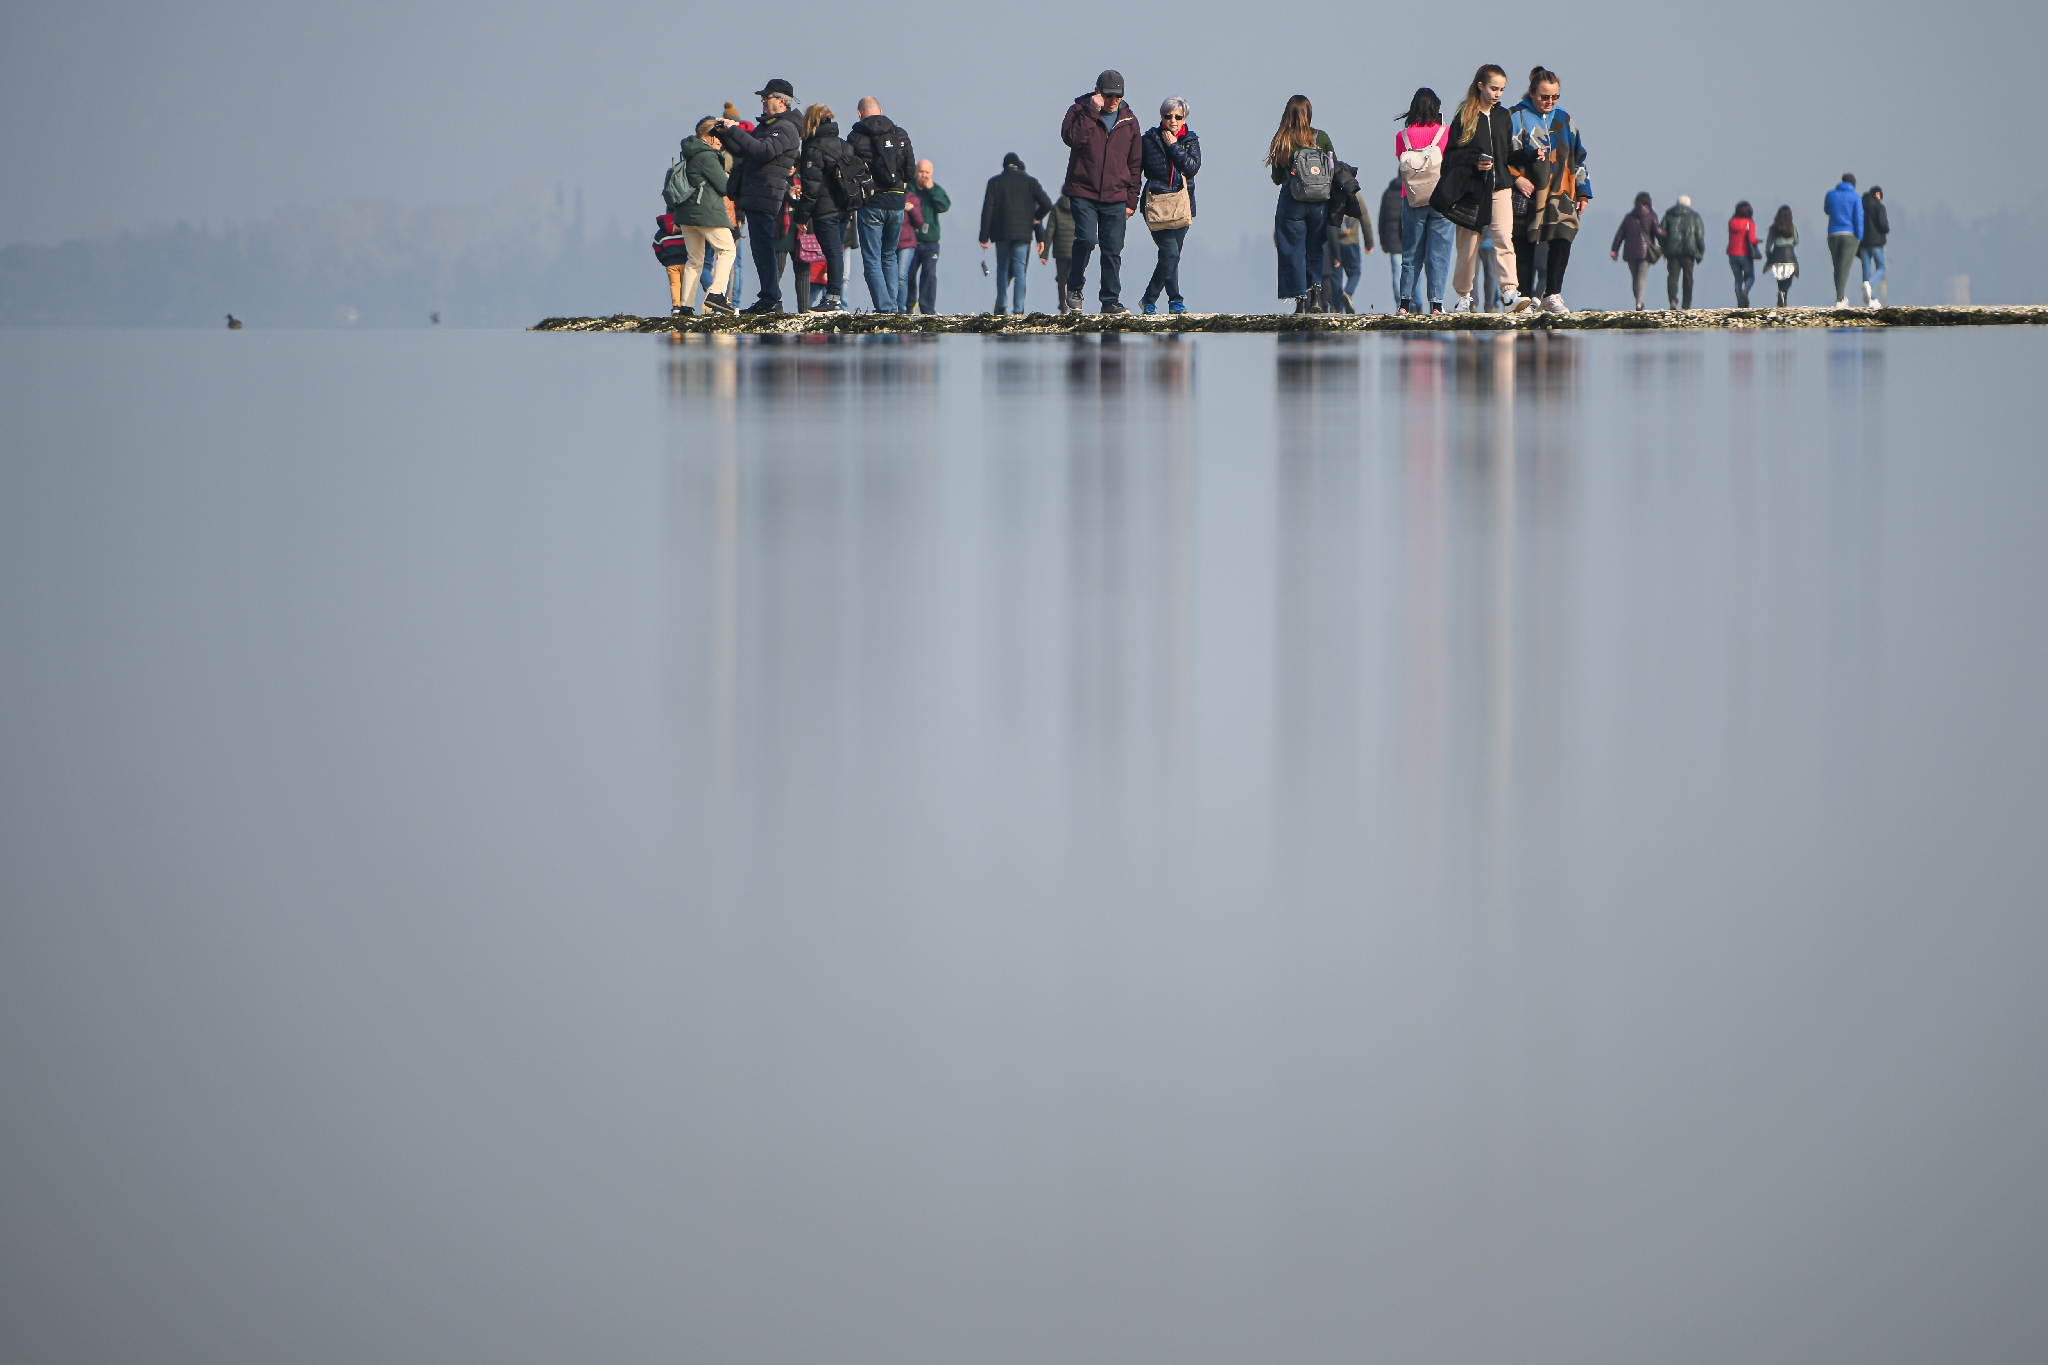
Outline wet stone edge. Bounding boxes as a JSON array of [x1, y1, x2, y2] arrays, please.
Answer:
[[530, 304, 2048, 336]]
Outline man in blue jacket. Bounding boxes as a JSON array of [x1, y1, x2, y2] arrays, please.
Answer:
[[1824, 173, 1865, 308]]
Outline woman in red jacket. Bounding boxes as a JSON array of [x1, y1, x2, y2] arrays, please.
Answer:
[[1727, 201, 1760, 308]]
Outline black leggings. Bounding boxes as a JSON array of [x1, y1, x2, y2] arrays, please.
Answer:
[[1513, 232, 1573, 297]]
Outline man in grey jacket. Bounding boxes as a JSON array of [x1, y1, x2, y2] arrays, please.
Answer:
[[1660, 194, 1707, 311]]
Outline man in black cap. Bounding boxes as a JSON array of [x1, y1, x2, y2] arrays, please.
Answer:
[[716, 79, 805, 313], [1059, 70, 1143, 314]]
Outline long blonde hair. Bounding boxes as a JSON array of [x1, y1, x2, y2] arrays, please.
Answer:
[[1265, 95, 1316, 170], [801, 103, 834, 139], [1455, 64, 1507, 140]]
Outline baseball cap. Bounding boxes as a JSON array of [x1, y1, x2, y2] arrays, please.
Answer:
[[756, 78, 794, 99], [1095, 70, 1124, 98]]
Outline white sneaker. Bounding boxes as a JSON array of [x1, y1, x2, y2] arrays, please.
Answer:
[[1861, 281, 1874, 306], [1449, 294, 1474, 314], [1542, 294, 1570, 314], [1503, 291, 1534, 314], [1834, 297, 1851, 309]]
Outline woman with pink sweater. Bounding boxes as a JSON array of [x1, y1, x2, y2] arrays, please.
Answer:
[[1393, 88, 1454, 314]]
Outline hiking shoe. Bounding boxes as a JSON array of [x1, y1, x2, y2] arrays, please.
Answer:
[[1063, 288, 1085, 313], [701, 293, 736, 315], [1142, 300, 1158, 315], [1168, 300, 1186, 315], [1101, 300, 1130, 316], [1503, 291, 1534, 314]]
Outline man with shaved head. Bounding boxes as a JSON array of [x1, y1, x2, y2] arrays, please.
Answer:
[[849, 96, 917, 311]]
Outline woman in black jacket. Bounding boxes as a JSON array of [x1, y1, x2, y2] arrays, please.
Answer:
[[795, 104, 854, 313], [1139, 97, 1201, 314], [1438, 64, 1536, 313]]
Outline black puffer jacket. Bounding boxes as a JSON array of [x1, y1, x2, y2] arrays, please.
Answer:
[[1438, 105, 1535, 204], [980, 156, 1053, 244], [1140, 126, 1201, 218], [849, 114, 916, 208], [721, 107, 804, 215], [797, 121, 858, 221]]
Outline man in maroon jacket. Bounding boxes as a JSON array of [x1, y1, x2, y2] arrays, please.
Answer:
[[1059, 70, 1143, 314]]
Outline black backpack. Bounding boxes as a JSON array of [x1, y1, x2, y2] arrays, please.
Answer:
[[829, 145, 876, 212], [869, 126, 914, 192]]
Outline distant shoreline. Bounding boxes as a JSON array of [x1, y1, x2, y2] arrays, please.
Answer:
[[533, 304, 2048, 335]]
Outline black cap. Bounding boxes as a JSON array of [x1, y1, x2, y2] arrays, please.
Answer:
[[1095, 70, 1124, 98], [756, 78, 794, 99]]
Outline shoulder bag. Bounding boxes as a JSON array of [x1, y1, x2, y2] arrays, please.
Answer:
[[1142, 131, 1192, 230]]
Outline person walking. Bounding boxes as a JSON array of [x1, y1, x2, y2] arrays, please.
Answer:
[[893, 194, 925, 311], [1506, 66, 1592, 313], [849, 96, 918, 312], [1824, 173, 1864, 308], [1765, 204, 1800, 307], [1047, 195, 1078, 310], [795, 103, 856, 313], [659, 120, 737, 315], [1438, 65, 1536, 314], [1610, 192, 1664, 309], [1139, 97, 1201, 314], [1378, 176, 1406, 308], [979, 152, 1053, 313], [1394, 88, 1454, 314], [714, 80, 805, 314], [1727, 200, 1760, 308], [1060, 70, 1145, 315], [1859, 185, 1889, 307], [902, 161, 950, 314], [1660, 194, 1706, 310], [1268, 95, 1337, 312], [1325, 215, 1365, 311]]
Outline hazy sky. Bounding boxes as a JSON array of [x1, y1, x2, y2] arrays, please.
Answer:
[[4, 0, 2041, 253]]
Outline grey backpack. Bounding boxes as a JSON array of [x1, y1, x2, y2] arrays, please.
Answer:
[[1289, 143, 1333, 202]]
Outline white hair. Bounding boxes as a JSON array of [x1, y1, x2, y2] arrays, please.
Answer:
[[1160, 96, 1188, 118], [1678, 194, 1692, 207]]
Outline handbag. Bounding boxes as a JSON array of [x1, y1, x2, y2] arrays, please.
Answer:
[[1142, 131, 1192, 230], [797, 229, 824, 264]]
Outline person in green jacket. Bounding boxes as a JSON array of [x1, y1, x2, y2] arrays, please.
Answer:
[[902, 160, 951, 313], [667, 119, 737, 314], [1047, 196, 1078, 309], [1660, 193, 1707, 311]]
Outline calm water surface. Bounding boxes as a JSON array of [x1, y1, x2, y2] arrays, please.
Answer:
[[3, 328, 2045, 1365]]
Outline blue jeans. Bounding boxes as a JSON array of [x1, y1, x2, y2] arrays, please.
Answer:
[[1066, 197, 1128, 305], [991, 240, 1031, 312], [1729, 254, 1756, 303], [744, 209, 782, 307], [1337, 239, 1364, 297], [1144, 225, 1188, 305], [903, 241, 940, 313], [1387, 251, 1404, 303], [1859, 245, 1886, 286], [810, 215, 846, 300], [1399, 201, 1454, 307], [1274, 188, 1329, 299], [857, 206, 904, 311]]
